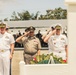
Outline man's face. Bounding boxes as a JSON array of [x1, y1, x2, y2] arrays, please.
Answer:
[[56, 29, 61, 35], [29, 30, 34, 37], [0, 27, 6, 34]]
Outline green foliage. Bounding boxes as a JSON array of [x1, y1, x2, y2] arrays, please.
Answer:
[[18, 11, 31, 20], [10, 11, 19, 21], [9, 7, 67, 21], [30, 53, 67, 64], [39, 7, 67, 20], [31, 11, 40, 20], [4, 18, 8, 21]]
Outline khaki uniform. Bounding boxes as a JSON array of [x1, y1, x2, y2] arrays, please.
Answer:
[[20, 36, 41, 64]]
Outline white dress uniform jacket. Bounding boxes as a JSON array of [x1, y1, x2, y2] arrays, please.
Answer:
[[48, 34, 67, 60], [0, 32, 15, 75]]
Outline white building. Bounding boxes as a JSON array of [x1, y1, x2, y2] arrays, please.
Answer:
[[5, 19, 67, 35]]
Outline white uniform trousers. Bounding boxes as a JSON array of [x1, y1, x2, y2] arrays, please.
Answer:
[[48, 50, 66, 60], [0, 50, 10, 75]]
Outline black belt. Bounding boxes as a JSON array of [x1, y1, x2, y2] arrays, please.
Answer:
[[25, 52, 37, 55]]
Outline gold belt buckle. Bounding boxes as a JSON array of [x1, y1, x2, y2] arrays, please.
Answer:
[[1, 50, 4, 52]]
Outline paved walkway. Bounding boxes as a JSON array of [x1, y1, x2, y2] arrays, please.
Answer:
[[12, 50, 48, 75], [12, 50, 23, 75]]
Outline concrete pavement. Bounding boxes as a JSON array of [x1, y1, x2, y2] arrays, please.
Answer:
[[12, 50, 48, 75]]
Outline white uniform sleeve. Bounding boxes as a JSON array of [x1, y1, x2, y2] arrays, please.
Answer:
[[64, 35, 68, 45], [9, 34, 15, 44], [48, 36, 52, 44]]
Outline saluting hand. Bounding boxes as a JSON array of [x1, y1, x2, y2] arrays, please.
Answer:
[[23, 31, 30, 36], [52, 29, 56, 34], [47, 28, 51, 34]]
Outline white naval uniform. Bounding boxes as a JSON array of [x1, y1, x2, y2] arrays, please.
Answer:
[[0, 32, 15, 75], [48, 34, 67, 60]]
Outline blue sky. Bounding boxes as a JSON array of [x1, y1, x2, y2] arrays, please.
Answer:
[[0, 0, 66, 19]]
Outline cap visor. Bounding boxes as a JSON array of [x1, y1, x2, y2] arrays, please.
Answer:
[[56, 27, 61, 29], [0, 26, 6, 28]]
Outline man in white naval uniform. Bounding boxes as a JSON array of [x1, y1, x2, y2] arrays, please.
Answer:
[[0, 22, 15, 75], [44, 24, 68, 61]]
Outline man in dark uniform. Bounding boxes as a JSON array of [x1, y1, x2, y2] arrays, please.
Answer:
[[16, 26, 41, 64]]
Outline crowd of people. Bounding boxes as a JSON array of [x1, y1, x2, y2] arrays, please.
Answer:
[[0, 22, 68, 75]]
